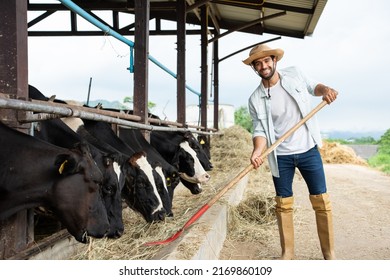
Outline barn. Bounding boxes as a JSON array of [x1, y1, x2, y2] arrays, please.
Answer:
[[0, 0, 327, 260]]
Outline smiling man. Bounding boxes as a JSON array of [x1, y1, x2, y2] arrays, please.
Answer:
[[243, 44, 338, 260]]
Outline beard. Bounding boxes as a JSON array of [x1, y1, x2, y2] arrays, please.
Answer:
[[258, 66, 276, 80]]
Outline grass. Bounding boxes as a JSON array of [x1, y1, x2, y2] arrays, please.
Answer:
[[368, 153, 390, 175]]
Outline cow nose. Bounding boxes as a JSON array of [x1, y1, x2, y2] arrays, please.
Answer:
[[114, 229, 124, 238], [166, 211, 174, 218], [203, 173, 211, 181], [157, 211, 166, 221]]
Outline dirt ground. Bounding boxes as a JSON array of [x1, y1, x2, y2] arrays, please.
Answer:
[[219, 164, 390, 260]]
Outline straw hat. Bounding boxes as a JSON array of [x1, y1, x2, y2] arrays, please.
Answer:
[[243, 44, 284, 65]]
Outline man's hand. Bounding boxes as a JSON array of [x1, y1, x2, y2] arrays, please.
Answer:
[[250, 150, 264, 169], [322, 86, 338, 104]]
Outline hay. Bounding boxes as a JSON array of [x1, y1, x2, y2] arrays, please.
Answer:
[[320, 141, 368, 165]]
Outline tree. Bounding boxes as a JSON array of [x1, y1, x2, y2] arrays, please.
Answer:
[[234, 106, 253, 133], [123, 96, 156, 112], [378, 129, 390, 154]]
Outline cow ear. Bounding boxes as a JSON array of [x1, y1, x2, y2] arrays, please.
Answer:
[[55, 154, 78, 175], [75, 141, 92, 157], [183, 131, 192, 139], [102, 155, 113, 167], [129, 151, 147, 167]]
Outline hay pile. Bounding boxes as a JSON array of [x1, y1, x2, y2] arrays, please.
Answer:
[[210, 125, 253, 170], [320, 141, 368, 165]]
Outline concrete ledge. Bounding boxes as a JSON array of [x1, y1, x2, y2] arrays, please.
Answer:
[[153, 174, 249, 260]]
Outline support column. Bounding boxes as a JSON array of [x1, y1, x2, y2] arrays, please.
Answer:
[[133, 0, 150, 139], [176, 0, 186, 125], [0, 0, 31, 259], [200, 5, 208, 130], [213, 38, 219, 130]]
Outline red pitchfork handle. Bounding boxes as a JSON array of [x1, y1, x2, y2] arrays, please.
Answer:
[[144, 100, 328, 246]]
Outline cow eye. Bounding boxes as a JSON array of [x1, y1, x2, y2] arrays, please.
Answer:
[[103, 184, 114, 195]]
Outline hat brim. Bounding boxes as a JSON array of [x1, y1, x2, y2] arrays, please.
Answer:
[[243, 49, 284, 65]]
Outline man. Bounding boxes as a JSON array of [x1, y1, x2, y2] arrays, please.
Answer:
[[243, 44, 337, 260]]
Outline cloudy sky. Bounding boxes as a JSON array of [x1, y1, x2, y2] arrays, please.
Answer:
[[28, 0, 390, 134]]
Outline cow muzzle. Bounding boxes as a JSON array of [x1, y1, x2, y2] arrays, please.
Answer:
[[179, 172, 210, 184]]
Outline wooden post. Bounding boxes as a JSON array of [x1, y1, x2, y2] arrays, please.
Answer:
[[200, 5, 208, 130], [0, 0, 32, 259], [176, 0, 186, 124], [133, 0, 150, 140]]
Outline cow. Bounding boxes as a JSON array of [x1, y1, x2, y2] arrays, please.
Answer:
[[0, 121, 109, 243], [117, 126, 181, 214], [62, 117, 170, 223], [150, 130, 212, 185], [29, 85, 123, 237], [197, 134, 212, 162], [33, 118, 124, 238]]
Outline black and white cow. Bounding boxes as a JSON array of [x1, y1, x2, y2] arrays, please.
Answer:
[[118, 126, 181, 215], [33, 118, 124, 238], [150, 130, 212, 185], [0, 122, 109, 243], [29, 85, 123, 238]]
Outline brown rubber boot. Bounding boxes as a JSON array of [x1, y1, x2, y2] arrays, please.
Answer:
[[275, 196, 295, 260], [310, 193, 336, 260]]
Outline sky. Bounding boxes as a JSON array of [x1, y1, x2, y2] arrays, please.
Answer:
[[27, 0, 390, 134]]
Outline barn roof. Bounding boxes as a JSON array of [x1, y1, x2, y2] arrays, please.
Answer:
[[28, 0, 328, 39]]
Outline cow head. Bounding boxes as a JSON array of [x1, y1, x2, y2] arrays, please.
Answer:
[[184, 132, 213, 171], [152, 162, 174, 217], [98, 154, 124, 238], [121, 152, 167, 223], [180, 177, 203, 194], [174, 139, 211, 184], [51, 142, 109, 243]]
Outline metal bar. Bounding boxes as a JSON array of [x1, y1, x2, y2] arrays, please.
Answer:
[[133, 0, 149, 125], [208, 11, 286, 44], [200, 5, 208, 129], [186, 0, 211, 13], [219, 36, 281, 63], [0, 96, 216, 133], [177, 0, 186, 124], [27, 10, 56, 28], [58, 0, 134, 47]]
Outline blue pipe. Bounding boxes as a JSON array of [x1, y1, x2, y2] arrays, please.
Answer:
[[58, 0, 200, 96]]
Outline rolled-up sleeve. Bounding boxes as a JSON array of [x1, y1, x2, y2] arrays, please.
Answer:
[[248, 92, 267, 139]]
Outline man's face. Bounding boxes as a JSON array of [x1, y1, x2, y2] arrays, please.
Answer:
[[253, 56, 276, 80]]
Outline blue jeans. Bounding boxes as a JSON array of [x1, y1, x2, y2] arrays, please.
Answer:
[[272, 146, 327, 197]]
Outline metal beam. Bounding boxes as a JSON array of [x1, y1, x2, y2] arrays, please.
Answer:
[[133, 0, 149, 129], [200, 5, 208, 130], [208, 11, 286, 43], [176, 0, 186, 124]]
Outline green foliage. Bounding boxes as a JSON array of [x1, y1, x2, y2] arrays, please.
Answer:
[[325, 138, 349, 144], [123, 96, 156, 112], [368, 129, 390, 174], [234, 106, 253, 133], [327, 137, 377, 145]]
